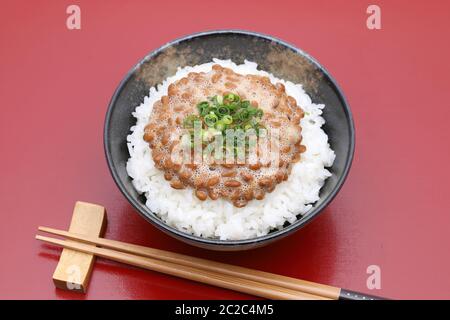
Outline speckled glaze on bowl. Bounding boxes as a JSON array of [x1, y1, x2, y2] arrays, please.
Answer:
[[104, 30, 355, 251]]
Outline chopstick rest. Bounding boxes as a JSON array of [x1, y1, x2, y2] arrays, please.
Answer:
[[51, 201, 107, 293]]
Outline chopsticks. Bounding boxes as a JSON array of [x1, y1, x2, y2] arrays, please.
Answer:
[[36, 232, 324, 300], [36, 226, 384, 300]]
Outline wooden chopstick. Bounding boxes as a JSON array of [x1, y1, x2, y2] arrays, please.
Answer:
[[36, 234, 328, 300], [38, 226, 340, 299]]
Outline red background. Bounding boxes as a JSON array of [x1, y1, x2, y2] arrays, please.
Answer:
[[1, 0, 449, 300]]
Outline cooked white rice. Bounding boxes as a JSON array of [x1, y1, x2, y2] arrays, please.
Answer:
[[126, 59, 335, 240]]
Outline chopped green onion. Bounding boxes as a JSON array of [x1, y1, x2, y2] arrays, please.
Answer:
[[224, 93, 234, 102], [237, 109, 250, 122], [184, 93, 265, 151], [204, 112, 218, 127], [206, 105, 217, 115], [222, 115, 233, 125], [217, 106, 230, 117], [224, 93, 240, 103], [215, 121, 225, 131], [197, 101, 209, 112], [240, 100, 250, 108], [203, 109, 211, 117], [197, 101, 209, 116], [212, 95, 223, 105], [247, 107, 258, 116], [227, 102, 239, 112]]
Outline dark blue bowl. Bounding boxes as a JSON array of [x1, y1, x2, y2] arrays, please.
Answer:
[[104, 30, 355, 251]]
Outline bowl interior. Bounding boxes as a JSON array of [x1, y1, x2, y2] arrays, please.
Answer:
[[105, 31, 354, 250]]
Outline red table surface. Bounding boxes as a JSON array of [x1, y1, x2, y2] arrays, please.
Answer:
[[1, 0, 450, 300]]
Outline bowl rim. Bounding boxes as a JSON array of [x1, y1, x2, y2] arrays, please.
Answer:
[[104, 29, 355, 247]]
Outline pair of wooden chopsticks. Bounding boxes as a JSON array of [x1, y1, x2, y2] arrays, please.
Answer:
[[36, 227, 382, 300]]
